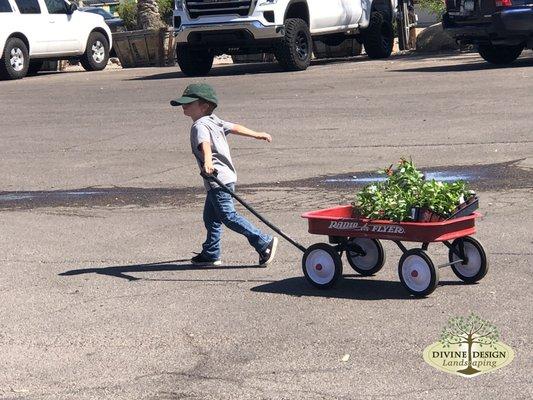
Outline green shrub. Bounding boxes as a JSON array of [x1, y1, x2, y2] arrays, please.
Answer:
[[117, 0, 173, 30], [418, 0, 446, 22], [117, 0, 138, 31], [157, 0, 174, 25]]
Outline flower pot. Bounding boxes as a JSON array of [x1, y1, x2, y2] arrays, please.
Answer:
[[112, 28, 175, 68], [448, 196, 479, 220], [417, 207, 433, 222]]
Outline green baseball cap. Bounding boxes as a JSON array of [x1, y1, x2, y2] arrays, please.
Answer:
[[170, 83, 218, 107]]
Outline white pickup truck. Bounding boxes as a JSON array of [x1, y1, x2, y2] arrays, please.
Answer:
[[173, 0, 399, 76], [0, 0, 112, 80]]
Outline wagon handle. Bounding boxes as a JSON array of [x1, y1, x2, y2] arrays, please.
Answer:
[[199, 170, 307, 253]]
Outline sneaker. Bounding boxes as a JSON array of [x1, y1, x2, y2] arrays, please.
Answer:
[[191, 253, 222, 266], [259, 237, 278, 266]]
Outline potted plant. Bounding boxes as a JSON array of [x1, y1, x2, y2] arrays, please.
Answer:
[[114, 0, 175, 68], [354, 159, 479, 223]]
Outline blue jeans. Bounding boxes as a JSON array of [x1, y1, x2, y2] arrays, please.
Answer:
[[201, 183, 272, 260]]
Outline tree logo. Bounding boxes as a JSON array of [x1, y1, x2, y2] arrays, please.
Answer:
[[423, 314, 514, 377]]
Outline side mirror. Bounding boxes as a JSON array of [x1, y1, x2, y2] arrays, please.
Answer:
[[67, 2, 78, 14]]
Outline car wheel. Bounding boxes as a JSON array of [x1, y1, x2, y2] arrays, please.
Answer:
[[0, 37, 29, 80], [176, 46, 214, 77], [274, 18, 312, 71], [478, 44, 523, 65], [362, 11, 394, 59], [80, 32, 110, 71], [27, 60, 44, 76]]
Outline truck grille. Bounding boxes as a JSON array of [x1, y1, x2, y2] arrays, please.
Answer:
[[185, 0, 253, 19]]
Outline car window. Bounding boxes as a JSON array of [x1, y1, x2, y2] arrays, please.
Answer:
[[44, 0, 67, 14], [14, 0, 41, 13], [87, 7, 113, 19], [0, 0, 13, 12]]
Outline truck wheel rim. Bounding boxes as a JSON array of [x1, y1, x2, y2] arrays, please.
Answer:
[[10, 48, 24, 72], [348, 238, 378, 270], [402, 255, 431, 292], [306, 249, 335, 285], [296, 31, 309, 60], [92, 41, 105, 63], [452, 242, 481, 277]]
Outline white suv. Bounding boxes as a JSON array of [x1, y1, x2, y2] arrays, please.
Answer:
[[0, 0, 112, 80]]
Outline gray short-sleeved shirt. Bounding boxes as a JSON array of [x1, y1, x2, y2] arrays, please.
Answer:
[[190, 114, 237, 191]]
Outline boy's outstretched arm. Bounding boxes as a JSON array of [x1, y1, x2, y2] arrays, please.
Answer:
[[230, 124, 272, 142]]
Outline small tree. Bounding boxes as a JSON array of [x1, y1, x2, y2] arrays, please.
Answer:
[[117, 0, 138, 31], [440, 314, 500, 375], [157, 0, 174, 25]]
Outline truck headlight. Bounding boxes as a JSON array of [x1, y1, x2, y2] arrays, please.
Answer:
[[175, 0, 184, 10], [258, 0, 278, 5]]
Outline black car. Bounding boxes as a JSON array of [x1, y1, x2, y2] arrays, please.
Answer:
[[443, 0, 533, 64], [79, 7, 125, 33]]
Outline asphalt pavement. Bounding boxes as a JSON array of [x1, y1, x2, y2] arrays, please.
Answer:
[[0, 51, 532, 400]]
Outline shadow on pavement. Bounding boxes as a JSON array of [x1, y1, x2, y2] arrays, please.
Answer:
[[60, 259, 265, 282], [128, 51, 491, 81], [252, 276, 471, 300], [393, 56, 533, 73], [129, 62, 285, 80], [251, 276, 417, 300], [128, 55, 380, 81]]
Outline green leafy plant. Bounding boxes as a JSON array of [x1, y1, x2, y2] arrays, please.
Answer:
[[418, 0, 446, 22], [354, 158, 475, 222], [117, 0, 138, 31], [157, 0, 174, 25], [117, 0, 172, 30]]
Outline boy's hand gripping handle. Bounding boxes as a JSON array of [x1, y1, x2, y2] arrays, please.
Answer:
[[200, 169, 218, 181]]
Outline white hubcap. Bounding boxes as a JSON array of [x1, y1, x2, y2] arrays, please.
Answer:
[[305, 249, 335, 285], [452, 242, 481, 277], [92, 41, 105, 63], [401, 255, 431, 292], [348, 238, 378, 270], [10, 47, 24, 72]]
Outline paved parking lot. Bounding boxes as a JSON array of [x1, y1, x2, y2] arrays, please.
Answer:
[[1, 52, 532, 399]]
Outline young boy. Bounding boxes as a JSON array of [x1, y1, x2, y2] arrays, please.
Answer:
[[170, 83, 278, 266]]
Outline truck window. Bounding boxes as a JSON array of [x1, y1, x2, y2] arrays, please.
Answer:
[[14, 0, 41, 13], [44, 0, 66, 14], [0, 0, 13, 12]]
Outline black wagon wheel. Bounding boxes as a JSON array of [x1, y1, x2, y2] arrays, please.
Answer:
[[398, 249, 439, 297], [346, 238, 385, 276], [302, 243, 343, 289], [448, 237, 488, 283]]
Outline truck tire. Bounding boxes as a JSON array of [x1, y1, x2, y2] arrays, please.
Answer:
[[80, 32, 109, 72], [27, 60, 44, 76], [362, 11, 393, 59], [478, 44, 523, 65], [176, 46, 214, 76], [275, 18, 312, 71], [0, 37, 29, 80]]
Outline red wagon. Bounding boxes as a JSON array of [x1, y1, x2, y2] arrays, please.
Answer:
[[301, 205, 487, 296], [202, 173, 487, 298]]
